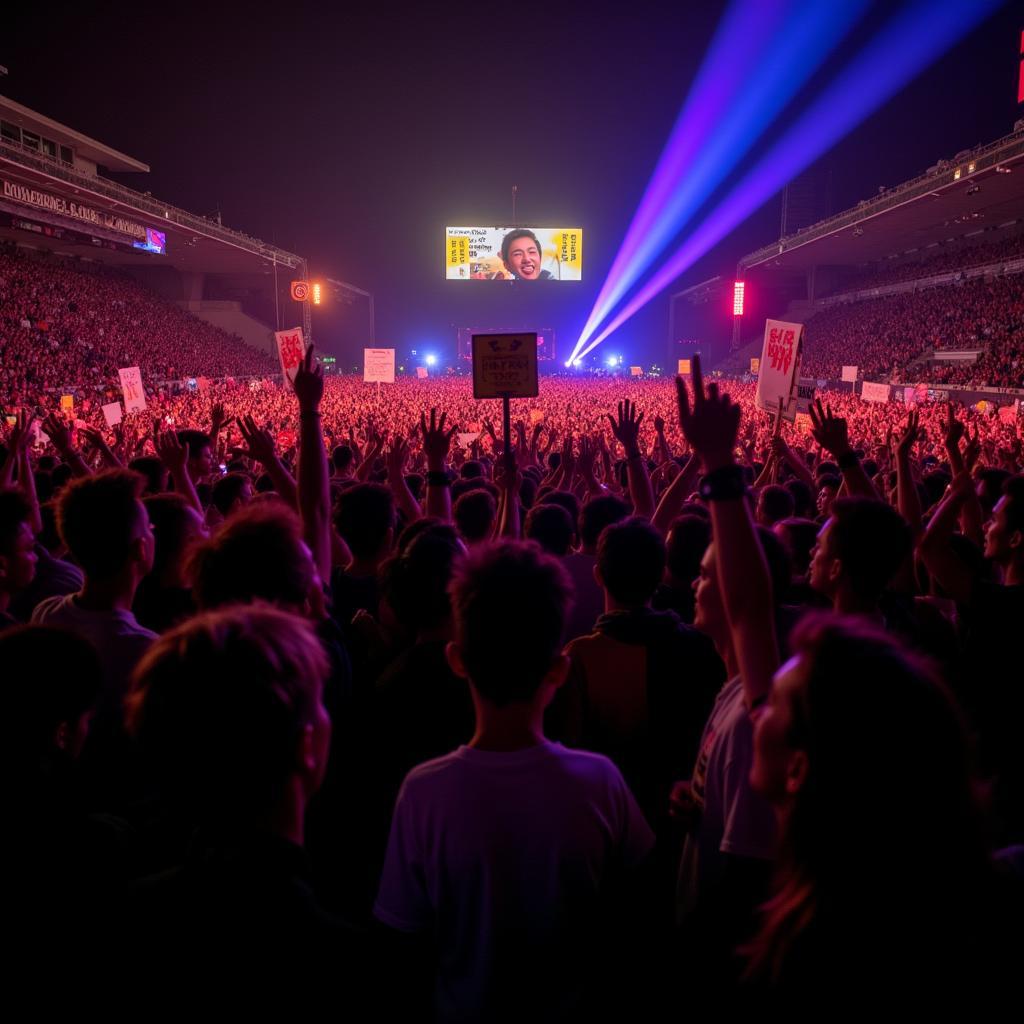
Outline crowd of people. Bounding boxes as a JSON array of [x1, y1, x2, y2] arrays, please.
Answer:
[[3, 327, 1023, 1013], [0, 244, 278, 407], [825, 228, 1024, 296], [801, 271, 1024, 387]]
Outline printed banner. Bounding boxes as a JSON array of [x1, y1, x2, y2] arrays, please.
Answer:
[[841, 365, 859, 383], [363, 348, 396, 384], [117, 366, 147, 413], [60, 394, 74, 411], [678, 359, 691, 375], [1, 177, 149, 242], [445, 226, 583, 281], [860, 381, 892, 404], [274, 327, 306, 383], [101, 402, 123, 427], [756, 319, 803, 421], [750, 357, 760, 374]]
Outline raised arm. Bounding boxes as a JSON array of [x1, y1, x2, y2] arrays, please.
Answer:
[[652, 453, 700, 535], [155, 429, 203, 515], [385, 435, 422, 526], [293, 345, 332, 583], [41, 413, 92, 479], [808, 398, 878, 499], [421, 408, 457, 523], [917, 471, 976, 606], [894, 410, 923, 539], [677, 356, 778, 708], [237, 415, 299, 508], [608, 399, 655, 519]]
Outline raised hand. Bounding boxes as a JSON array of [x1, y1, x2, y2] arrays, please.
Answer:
[[237, 414, 278, 465], [654, 414, 666, 435], [943, 403, 965, 450], [895, 409, 920, 460], [420, 407, 457, 469], [210, 401, 227, 436], [963, 425, 981, 472], [6, 408, 37, 454], [292, 344, 324, 412], [674, 354, 740, 471], [808, 398, 851, 458], [385, 435, 410, 478], [155, 428, 188, 475], [607, 398, 645, 455], [41, 412, 73, 453]]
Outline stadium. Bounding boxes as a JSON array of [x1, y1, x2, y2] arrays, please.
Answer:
[[2, 4, 1023, 1015]]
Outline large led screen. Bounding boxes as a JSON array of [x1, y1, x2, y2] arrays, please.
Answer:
[[446, 226, 582, 281]]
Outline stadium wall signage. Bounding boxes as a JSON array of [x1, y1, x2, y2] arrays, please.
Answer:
[[1, 178, 147, 241]]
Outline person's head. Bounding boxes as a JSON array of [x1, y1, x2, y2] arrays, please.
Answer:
[[0, 625, 102, 762], [596, 516, 664, 608], [188, 503, 315, 612], [460, 459, 485, 480], [500, 229, 544, 280], [382, 524, 465, 636], [447, 541, 571, 708], [665, 514, 711, 588], [211, 472, 254, 519], [774, 517, 820, 579], [984, 474, 1024, 568], [756, 484, 795, 527], [0, 489, 38, 601], [539, 490, 580, 544], [454, 489, 497, 545], [750, 613, 983, 890], [333, 483, 395, 564], [816, 476, 840, 518], [176, 429, 213, 481], [809, 498, 911, 608], [128, 606, 331, 830], [784, 479, 814, 519], [976, 467, 1011, 520], [525, 503, 574, 557], [330, 444, 354, 476], [128, 455, 167, 495], [143, 493, 208, 584], [57, 469, 153, 584], [578, 494, 629, 552]]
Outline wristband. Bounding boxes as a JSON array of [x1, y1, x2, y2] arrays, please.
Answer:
[[698, 464, 747, 502], [837, 450, 860, 470], [426, 470, 451, 487]]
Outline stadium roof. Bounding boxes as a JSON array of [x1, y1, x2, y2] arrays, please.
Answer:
[[739, 125, 1024, 273], [0, 95, 150, 173], [0, 133, 304, 280]]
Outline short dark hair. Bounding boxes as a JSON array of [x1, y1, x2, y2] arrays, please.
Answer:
[[449, 541, 572, 706], [176, 429, 212, 458], [500, 228, 542, 265], [333, 483, 395, 560], [331, 445, 354, 472], [666, 514, 711, 585], [0, 488, 33, 555], [383, 524, 463, 633], [128, 605, 328, 821], [454, 489, 497, 543], [579, 494, 629, 550], [828, 497, 911, 603], [597, 516, 665, 607], [0, 625, 102, 759], [758, 484, 795, 525], [525, 503, 574, 557], [1002, 473, 1024, 537], [128, 456, 167, 495], [211, 472, 251, 516], [144, 493, 199, 579], [189, 503, 313, 610], [57, 469, 145, 579]]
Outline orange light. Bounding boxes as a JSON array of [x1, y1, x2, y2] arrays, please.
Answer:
[[312, 282, 322, 306], [733, 280, 745, 316]]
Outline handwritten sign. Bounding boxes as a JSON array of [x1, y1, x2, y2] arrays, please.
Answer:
[[102, 402, 123, 427], [274, 327, 306, 383], [471, 333, 539, 399], [363, 348, 396, 384], [117, 366, 147, 413], [841, 365, 858, 383], [678, 359, 691, 375], [756, 319, 803, 420], [860, 381, 892, 404], [416, 366, 428, 379], [60, 394, 74, 411]]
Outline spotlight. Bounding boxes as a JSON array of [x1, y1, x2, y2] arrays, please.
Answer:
[[606, 355, 620, 368], [425, 353, 437, 366], [572, 358, 583, 368]]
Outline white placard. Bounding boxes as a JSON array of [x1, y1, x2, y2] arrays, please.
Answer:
[[755, 319, 804, 421], [274, 327, 306, 383], [841, 365, 858, 383], [861, 381, 892, 404], [118, 366, 147, 413], [363, 348, 396, 384], [102, 402, 123, 426]]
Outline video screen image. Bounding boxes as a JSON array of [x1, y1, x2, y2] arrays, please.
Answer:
[[446, 226, 582, 281]]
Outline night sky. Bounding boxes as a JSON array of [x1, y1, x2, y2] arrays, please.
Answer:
[[4, 2, 1020, 364]]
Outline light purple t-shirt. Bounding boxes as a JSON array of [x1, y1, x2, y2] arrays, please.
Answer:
[[375, 740, 654, 1021], [676, 675, 777, 922]]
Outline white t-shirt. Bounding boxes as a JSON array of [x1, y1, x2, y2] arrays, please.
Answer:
[[375, 740, 654, 1022], [32, 594, 157, 701], [676, 676, 777, 922]]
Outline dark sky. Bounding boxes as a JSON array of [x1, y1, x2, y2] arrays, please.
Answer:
[[4, 1, 1020, 364]]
